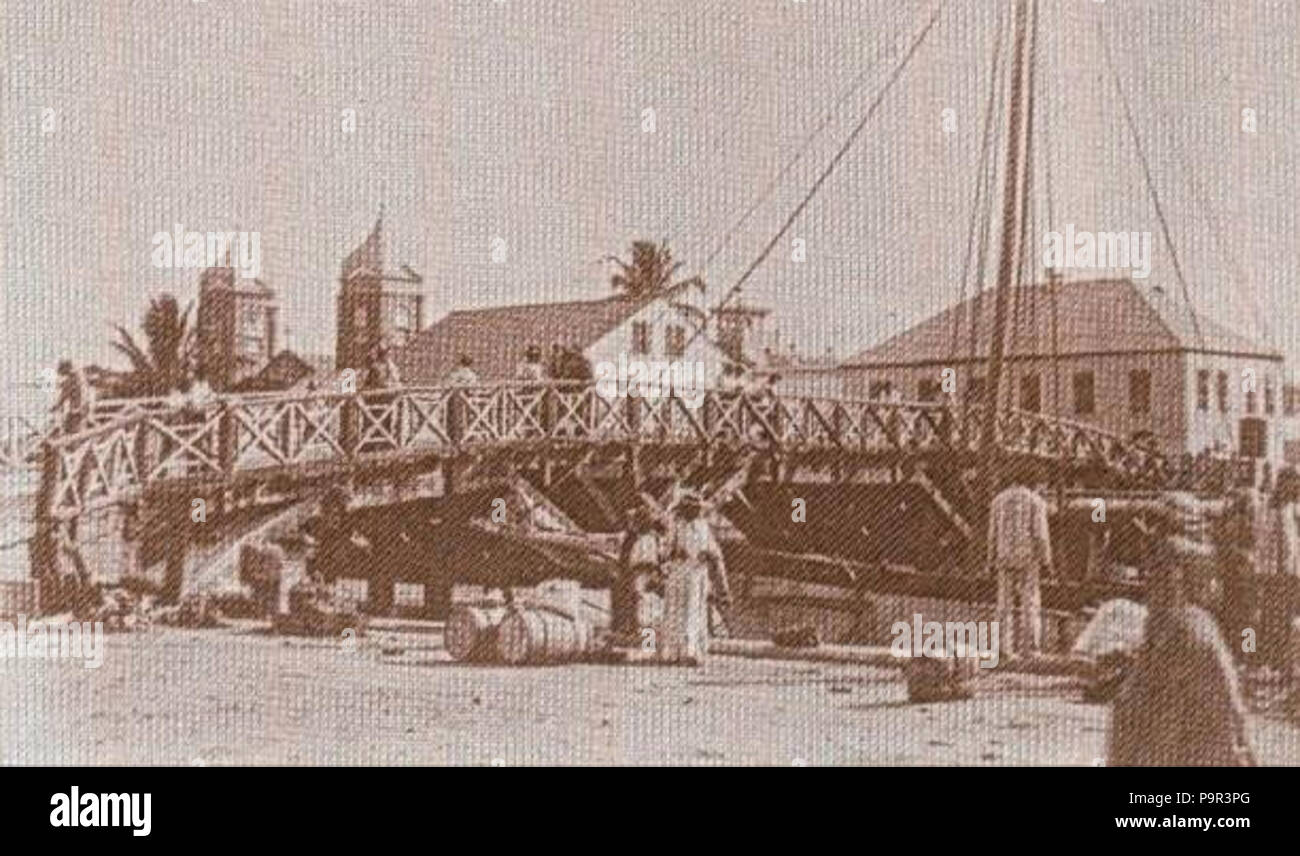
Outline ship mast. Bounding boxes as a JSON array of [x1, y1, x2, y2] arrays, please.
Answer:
[[982, 0, 1033, 473]]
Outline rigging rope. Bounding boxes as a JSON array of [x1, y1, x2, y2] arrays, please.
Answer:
[[1124, 55, 1272, 351], [1097, 20, 1206, 353], [683, 0, 947, 354], [949, 4, 1007, 368]]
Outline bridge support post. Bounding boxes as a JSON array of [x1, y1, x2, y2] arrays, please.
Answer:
[[30, 441, 61, 611], [625, 444, 643, 494], [625, 393, 641, 436], [217, 402, 237, 477], [447, 389, 465, 447], [159, 498, 190, 604], [340, 396, 360, 459]]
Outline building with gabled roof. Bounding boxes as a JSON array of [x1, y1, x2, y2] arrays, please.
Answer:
[[229, 350, 336, 393], [393, 282, 727, 388], [841, 277, 1286, 464]]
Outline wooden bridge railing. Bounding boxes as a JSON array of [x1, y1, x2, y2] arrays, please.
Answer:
[[29, 381, 1189, 521]]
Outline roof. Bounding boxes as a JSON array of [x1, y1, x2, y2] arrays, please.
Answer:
[[395, 288, 692, 384], [231, 350, 331, 393], [842, 278, 1280, 368]]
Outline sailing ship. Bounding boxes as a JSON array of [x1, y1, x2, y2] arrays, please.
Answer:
[[473, 0, 1275, 647]]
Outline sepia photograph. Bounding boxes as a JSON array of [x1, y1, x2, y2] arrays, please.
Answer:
[[1, 0, 1298, 819]]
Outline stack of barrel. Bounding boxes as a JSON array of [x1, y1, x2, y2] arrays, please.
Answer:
[[445, 580, 610, 664], [903, 650, 979, 703]]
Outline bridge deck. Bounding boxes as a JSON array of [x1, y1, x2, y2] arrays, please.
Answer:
[[22, 381, 1204, 522]]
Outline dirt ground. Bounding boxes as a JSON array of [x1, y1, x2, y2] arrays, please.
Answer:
[[3, 624, 1299, 766]]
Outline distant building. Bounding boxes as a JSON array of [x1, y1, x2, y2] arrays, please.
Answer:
[[840, 278, 1286, 464], [195, 265, 278, 391], [768, 356, 848, 400], [334, 213, 424, 372], [393, 282, 726, 388], [230, 350, 335, 394], [714, 301, 770, 365]]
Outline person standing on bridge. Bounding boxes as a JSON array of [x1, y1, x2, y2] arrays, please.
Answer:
[[364, 343, 401, 390], [515, 345, 545, 382], [53, 359, 93, 435], [445, 354, 479, 386], [987, 466, 1053, 657]]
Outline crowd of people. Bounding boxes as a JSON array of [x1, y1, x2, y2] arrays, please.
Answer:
[[511, 343, 593, 384], [610, 490, 731, 665], [986, 458, 1300, 765]]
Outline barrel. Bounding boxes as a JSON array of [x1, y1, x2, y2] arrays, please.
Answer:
[[0, 579, 39, 622], [496, 605, 592, 665], [446, 604, 508, 662], [903, 651, 977, 703]]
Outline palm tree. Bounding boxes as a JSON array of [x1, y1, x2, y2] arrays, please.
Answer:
[[606, 240, 702, 299], [106, 294, 195, 398]]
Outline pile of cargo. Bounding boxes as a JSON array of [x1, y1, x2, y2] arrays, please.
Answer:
[[446, 580, 610, 664]]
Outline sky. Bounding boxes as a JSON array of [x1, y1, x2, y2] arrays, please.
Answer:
[[3, 0, 1298, 405]]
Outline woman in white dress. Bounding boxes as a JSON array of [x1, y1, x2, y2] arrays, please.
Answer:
[[659, 492, 725, 664]]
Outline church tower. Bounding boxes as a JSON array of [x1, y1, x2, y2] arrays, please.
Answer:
[[335, 211, 424, 371], [195, 264, 278, 391]]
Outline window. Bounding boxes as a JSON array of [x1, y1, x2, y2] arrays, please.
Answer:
[[1072, 371, 1095, 415], [1196, 370, 1210, 412], [393, 582, 425, 608], [917, 379, 942, 402], [868, 380, 893, 401], [1019, 373, 1041, 413], [333, 577, 369, 607], [239, 306, 264, 356], [665, 324, 686, 357], [966, 376, 986, 404], [1216, 371, 1229, 413], [1128, 369, 1151, 415], [631, 322, 650, 355], [390, 300, 416, 344], [1246, 389, 1257, 414], [1265, 381, 1275, 415], [1240, 418, 1268, 459]]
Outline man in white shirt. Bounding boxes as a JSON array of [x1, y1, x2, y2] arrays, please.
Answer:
[[987, 469, 1054, 656]]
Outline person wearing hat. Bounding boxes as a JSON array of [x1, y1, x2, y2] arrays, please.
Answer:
[[986, 463, 1053, 657], [610, 506, 666, 647], [660, 490, 731, 663], [515, 345, 545, 382], [53, 359, 93, 435], [445, 353, 479, 386], [364, 343, 401, 390], [1108, 535, 1255, 766]]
